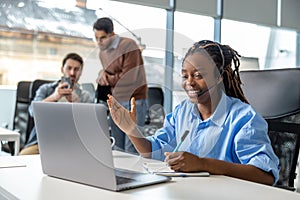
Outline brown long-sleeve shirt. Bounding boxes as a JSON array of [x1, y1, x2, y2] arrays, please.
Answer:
[[99, 36, 148, 101]]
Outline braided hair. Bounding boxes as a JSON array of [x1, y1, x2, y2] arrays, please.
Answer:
[[183, 40, 249, 104]]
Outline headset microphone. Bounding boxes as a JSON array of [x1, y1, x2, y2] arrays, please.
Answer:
[[197, 79, 221, 97], [197, 88, 209, 97]]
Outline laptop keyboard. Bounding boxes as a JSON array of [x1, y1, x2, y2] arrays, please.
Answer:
[[116, 176, 136, 185]]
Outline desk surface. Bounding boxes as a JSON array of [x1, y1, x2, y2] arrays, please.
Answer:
[[0, 127, 18, 135], [0, 151, 299, 200]]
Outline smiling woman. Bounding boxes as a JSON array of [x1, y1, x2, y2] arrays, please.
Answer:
[[181, 40, 249, 106], [107, 39, 280, 186]]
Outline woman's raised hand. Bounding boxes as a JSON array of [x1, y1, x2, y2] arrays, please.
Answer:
[[107, 95, 137, 134]]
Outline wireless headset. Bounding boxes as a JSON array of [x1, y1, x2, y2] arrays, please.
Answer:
[[197, 75, 222, 97], [197, 42, 225, 97]]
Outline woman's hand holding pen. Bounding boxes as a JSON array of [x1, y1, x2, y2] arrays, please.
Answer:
[[164, 151, 205, 172], [107, 95, 137, 134]]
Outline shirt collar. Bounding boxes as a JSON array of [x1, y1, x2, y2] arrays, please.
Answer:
[[210, 91, 227, 127], [108, 35, 120, 50], [189, 91, 228, 127]]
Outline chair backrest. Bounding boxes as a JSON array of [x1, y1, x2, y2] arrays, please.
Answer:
[[29, 79, 54, 101], [81, 82, 96, 100], [144, 84, 165, 136], [266, 120, 300, 190], [12, 81, 32, 148], [148, 85, 164, 107], [240, 68, 300, 119], [240, 68, 300, 190], [10, 79, 54, 154], [26, 79, 54, 143]]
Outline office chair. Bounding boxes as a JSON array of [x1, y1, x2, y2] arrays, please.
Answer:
[[13, 81, 31, 146], [266, 120, 300, 191], [25, 79, 54, 144], [240, 68, 300, 190], [9, 81, 32, 153], [81, 82, 96, 101], [144, 84, 165, 136], [29, 79, 54, 102], [240, 68, 300, 119]]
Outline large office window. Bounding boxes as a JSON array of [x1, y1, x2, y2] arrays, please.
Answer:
[[174, 11, 214, 57], [0, 0, 167, 86], [0, 0, 97, 85], [87, 0, 168, 91], [88, 0, 166, 33], [264, 29, 297, 69], [172, 11, 214, 106], [222, 19, 297, 70], [0, 0, 298, 87]]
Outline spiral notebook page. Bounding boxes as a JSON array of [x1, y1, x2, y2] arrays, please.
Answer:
[[143, 162, 210, 177], [143, 162, 173, 173]]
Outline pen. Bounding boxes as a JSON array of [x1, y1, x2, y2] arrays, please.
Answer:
[[173, 130, 189, 152]]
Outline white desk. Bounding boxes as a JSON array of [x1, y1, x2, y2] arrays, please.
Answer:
[[0, 151, 299, 200], [0, 127, 20, 155]]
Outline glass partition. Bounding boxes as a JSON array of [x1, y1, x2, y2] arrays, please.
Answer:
[[222, 19, 297, 70], [0, 0, 298, 87]]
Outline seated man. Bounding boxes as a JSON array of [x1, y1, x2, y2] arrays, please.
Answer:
[[19, 53, 93, 155]]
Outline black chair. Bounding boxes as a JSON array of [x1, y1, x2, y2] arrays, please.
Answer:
[[240, 68, 300, 119], [240, 68, 300, 190], [25, 79, 54, 144], [266, 120, 300, 191], [29, 79, 54, 102], [11, 81, 32, 151], [3, 81, 32, 155], [144, 84, 165, 136]]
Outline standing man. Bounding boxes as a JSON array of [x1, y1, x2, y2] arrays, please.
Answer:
[[19, 53, 93, 155], [93, 17, 148, 154]]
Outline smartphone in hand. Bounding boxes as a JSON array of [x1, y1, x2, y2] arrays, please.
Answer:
[[61, 76, 72, 89]]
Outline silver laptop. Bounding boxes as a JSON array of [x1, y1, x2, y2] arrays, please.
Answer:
[[32, 102, 171, 191]]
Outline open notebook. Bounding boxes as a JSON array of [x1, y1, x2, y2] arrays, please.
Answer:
[[143, 162, 210, 177]]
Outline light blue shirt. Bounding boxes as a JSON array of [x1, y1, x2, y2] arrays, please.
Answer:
[[147, 92, 280, 183], [107, 35, 120, 50]]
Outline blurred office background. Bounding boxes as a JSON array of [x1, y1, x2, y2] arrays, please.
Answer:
[[0, 0, 299, 84], [0, 0, 299, 127]]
